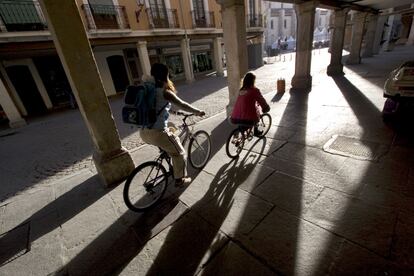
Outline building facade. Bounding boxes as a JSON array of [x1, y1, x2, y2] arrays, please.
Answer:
[[0, 0, 264, 125], [262, 2, 331, 54]]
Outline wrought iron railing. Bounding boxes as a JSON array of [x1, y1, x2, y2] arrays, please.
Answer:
[[191, 10, 215, 28], [81, 4, 129, 30], [146, 8, 179, 29], [0, 0, 47, 32], [246, 14, 263, 28]]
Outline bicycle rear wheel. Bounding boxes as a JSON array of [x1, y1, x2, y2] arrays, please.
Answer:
[[226, 128, 245, 158], [123, 161, 168, 212], [256, 113, 272, 138], [188, 130, 212, 169]]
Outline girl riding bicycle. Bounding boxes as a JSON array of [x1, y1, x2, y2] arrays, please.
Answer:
[[140, 63, 205, 186], [230, 72, 270, 136]]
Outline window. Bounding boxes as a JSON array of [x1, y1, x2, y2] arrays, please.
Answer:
[[249, 0, 256, 15], [271, 20, 273, 29], [284, 19, 286, 29]]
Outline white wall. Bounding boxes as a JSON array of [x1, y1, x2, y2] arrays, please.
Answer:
[[94, 50, 128, 96]]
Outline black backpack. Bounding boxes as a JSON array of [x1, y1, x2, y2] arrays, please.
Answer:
[[122, 82, 163, 128]]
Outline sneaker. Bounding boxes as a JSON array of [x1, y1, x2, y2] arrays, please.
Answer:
[[175, 177, 192, 187]]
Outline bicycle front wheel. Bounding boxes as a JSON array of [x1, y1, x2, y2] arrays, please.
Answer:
[[226, 128, 245, 158], [256, 113, 272, 138], [188, 130, 212, 169], [123, 161, 168, 212]]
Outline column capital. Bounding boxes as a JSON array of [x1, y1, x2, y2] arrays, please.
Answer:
[[137, 40, 147, 47], [214, 36, 223, 42], [333, 7, 350, 17], [218, 0, 244, 9], [295, 1, 319, 14], [352, 11, 368, 22]]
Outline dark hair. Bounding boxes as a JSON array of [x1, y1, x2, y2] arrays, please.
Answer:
[[240, 72, 256, 90], [150, 63, 176, 93]]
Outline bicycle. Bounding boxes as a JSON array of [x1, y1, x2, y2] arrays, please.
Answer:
[[123, 111, 212, 212], [225, 113, 272, 159]]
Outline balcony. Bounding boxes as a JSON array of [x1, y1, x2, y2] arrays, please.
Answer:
[[246, 14, 263, 28], [81, 4, 129, 30], [191, 11, 215, 28], [0, 0, 47, 32], [146, 8, 179, 29]]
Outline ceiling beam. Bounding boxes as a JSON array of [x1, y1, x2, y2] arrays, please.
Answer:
[[267, 0, 379, 13], [318, 0, 378, 13]]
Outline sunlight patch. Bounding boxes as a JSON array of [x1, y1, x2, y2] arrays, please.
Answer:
[[323, 135, 388, 161]]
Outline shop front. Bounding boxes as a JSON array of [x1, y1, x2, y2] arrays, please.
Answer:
[[147, 42, 213, 80], [191, 44, 213, 74], [149, 47, 185, 80]]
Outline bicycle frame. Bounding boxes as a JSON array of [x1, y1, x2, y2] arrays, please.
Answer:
[[151, 113, 195, 180], [175, 114, 195, 146]]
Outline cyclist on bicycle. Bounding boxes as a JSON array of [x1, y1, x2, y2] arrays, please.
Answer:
[[230, 72, 270, 136], [140, 63, 205, 187]]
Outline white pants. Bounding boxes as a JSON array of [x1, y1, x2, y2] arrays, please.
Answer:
[[140, 128, 187, 179]]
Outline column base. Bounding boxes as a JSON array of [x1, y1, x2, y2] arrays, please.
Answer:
[[291, 75, 312, 92], [93, 147, 135, 187], [185, 79, 195, 84], [361, 51, 373, 58], [327, 64, 345, 76], [345, 56, 361, 65], [9, 118, 26, 128]]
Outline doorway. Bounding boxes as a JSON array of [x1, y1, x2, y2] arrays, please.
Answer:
[[106, 55, 130, 93], [6, 65, 47, 116], [34, 56, 73, 108]]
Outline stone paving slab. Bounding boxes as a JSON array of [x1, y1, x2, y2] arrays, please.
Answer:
[[303, 187, 397, 257], [391, 211, 414, 268], [118, 211, 228, 276], [329, 241, 403, 275], [199, 241, 277, 275], [237, 164, 274, 193], [335, 158, 412, 197], [196, 188, 273, 237], [1, 212, 64, 276], [260, 155, 362, 195], [0, 187, 55, 234], [0, 222, 29, 267], [271, 142, 348, 175], [240, 207, 345, 275], [253, 172, 324, 216], [243, 137, 287, 157]]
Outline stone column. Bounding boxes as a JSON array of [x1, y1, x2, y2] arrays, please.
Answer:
[[327, 8, 349, 76], [221, 0, 248, 114], [381, 14, 395, 51], [346, 12, 367, 65], [291, 1, 318, 91], [180, 39, 195, 83], [0, 75, 26, 128], [39, 0, 134, 186], [27, 60, 53, 109], [373, 15, 387, 55], [213, 37, 224, 77], [137, 41, 151, 77], [362, 14, 378, 58], [407, 15, 414, 45]]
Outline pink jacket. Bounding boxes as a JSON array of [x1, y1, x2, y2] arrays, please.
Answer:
[[231, 87, 269, 123]]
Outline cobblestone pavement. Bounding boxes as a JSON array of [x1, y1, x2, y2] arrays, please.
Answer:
[[0, 48, 334, 202]]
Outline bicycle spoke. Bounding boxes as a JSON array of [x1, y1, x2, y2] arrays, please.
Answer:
[[124, 162, 168, 211]]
